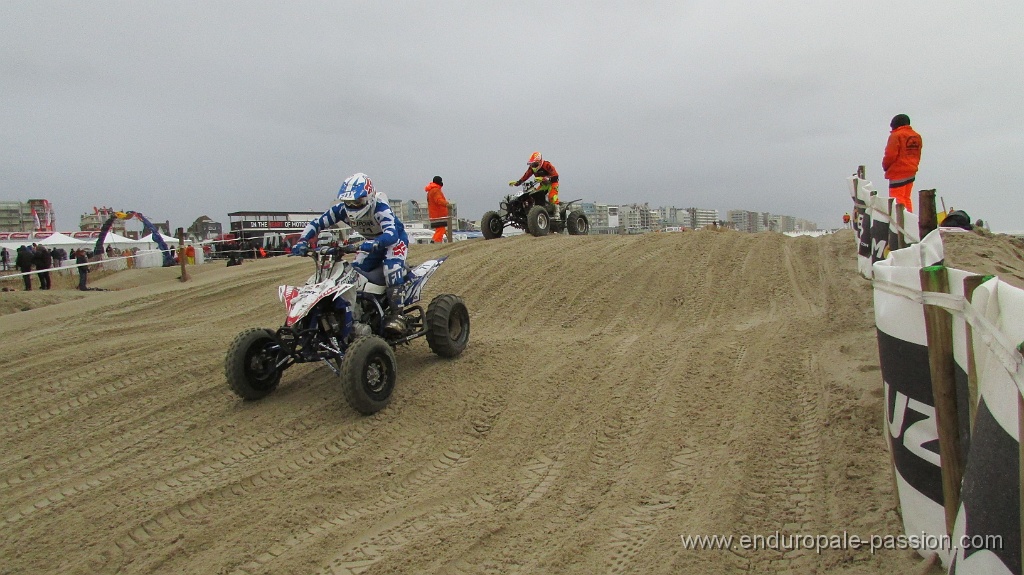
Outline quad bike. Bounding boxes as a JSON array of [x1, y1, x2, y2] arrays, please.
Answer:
[[225, 244, 469, 414], [481, 179, 590, 239]]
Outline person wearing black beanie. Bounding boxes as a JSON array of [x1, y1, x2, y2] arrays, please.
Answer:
[[425, 176, 452, 243], [890, 114, 911, 129], [882, 114, 922, 212]]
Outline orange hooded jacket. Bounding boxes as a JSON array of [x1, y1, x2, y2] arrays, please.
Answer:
[[425, 182, 449, 219], [882, 125, 922, 181]]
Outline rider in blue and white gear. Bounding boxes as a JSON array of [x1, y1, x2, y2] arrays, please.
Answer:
[[293, 173, 411, 336]]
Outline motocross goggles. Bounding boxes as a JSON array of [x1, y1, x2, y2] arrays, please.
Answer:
[[343, 196, 367, 210]]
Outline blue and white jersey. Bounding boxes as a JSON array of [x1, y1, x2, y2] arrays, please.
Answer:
[[300, 192, 408, 246]]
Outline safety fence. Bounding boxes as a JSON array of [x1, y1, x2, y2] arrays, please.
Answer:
[[852, 171, 1023, 573]]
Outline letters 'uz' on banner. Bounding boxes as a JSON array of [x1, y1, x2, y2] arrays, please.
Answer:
[[872, 231, 950, 565]]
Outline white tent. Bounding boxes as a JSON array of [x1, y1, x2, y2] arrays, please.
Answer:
[[31, 233, 88, 266], [99, 231, 140, 249], [38, 232, 88, 247]]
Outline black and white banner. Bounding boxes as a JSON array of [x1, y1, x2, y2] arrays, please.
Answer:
[[873, 230, 1023, 573], [849, 176, 921, 279], [949, 277, 1024, 575], [873, 241, 949, 564]]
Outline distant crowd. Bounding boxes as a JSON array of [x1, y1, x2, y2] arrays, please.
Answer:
[[0, 243, 145, 291]]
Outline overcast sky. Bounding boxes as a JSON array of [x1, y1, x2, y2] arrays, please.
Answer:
[[3, 1, 1023, 233]]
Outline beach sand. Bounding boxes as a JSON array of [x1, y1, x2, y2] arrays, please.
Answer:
[[2, 228, 1018, 574]]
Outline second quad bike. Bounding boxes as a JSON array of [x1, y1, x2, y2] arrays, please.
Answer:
[[481, 179, 590, 239], [225, 244, 470, 414]]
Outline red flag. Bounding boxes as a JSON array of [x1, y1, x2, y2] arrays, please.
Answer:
[[32, 208, 41, 230]]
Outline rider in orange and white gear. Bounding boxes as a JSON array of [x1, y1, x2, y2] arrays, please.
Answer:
[[292, 173, 411, 336], [509, 151, 559, 214]]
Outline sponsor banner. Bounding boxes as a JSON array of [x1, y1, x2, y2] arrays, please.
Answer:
[[874, 234, 1024, 572], [237, 220, 311, 230], [869, 195, 891, 268], [949, 277, 1024, 574], [873, 270, 948, 563], [873, 233, 951, 565]]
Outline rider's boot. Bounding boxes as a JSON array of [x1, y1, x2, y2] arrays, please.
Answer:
[[383, 285, 407, 337]]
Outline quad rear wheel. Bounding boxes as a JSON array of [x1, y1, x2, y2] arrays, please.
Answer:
[[341, 335, 398, 415], [425, 294, 470, 358], [225, 328, 283, 400], [566, 211, 590, 235]]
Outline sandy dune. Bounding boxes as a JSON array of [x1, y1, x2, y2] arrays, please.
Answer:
[[3, 229, 1015, 574]]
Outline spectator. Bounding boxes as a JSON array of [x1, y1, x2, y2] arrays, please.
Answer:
[[33, 244, 52, 290], [15, 245, 33, 290], [185, 244, 196, 265], [75, 248, 89, 291], [1, 246, 9, 271]]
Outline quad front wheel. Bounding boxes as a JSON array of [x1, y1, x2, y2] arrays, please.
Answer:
[[526, 206, 550, 237], [341, 335, 398, 415], [425, 294, 470, 358], [225, 328, 284, 400], [481, 211, 504, 240]]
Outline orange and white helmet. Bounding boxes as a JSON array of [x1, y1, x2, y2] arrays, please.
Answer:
[[528, 151, 542, 168]]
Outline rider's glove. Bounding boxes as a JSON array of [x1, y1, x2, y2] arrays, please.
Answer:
[[508, 180, 519, 187], [290, 240, 309, 256], [360, 240, 382, 254]]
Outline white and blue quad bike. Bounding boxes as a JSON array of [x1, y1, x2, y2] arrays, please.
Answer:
[[225, 244, 469, 414]]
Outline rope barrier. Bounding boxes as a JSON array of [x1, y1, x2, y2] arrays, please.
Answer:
[[872, 274, 1024, 395]]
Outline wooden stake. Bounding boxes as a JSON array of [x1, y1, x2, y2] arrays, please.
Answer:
[[919, 189, 938, 239], [177, 227, 190, 282], [886, 198, 897, 258], [920, 264, 962, 535], [895, 203, 907, 249], [962, 275, 993, 428], [446, 214, 453, 243]]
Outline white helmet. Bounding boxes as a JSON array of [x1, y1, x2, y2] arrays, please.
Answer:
[[337, 173, 376, 219]]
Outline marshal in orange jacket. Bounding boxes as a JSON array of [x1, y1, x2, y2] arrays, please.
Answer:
[[425, 181, 449, 219], [882, 125, 923, 181]]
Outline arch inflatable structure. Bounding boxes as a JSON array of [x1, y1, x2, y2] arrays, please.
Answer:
[[95, 211, 176, 267]]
